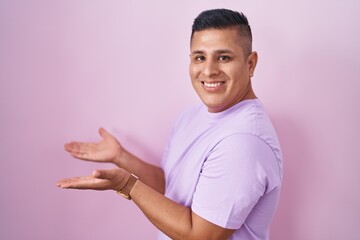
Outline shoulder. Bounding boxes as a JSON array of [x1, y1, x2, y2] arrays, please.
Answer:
[[209, 133, 276, 167], [204, 133, 282, 194], [215, 100, 282, 168], [225, 99, 270, 133]]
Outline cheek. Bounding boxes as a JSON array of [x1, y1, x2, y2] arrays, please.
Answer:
[[189, 64, 200, 79], [229, 68, 247, 83]]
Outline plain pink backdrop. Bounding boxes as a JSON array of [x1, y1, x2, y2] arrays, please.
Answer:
[[1, 1, 359, 239]]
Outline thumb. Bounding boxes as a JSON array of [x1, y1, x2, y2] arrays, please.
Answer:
[[98, 127, 111, 139], [92, 169, 115, 180]]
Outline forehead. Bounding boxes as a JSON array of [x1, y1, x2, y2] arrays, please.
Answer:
[[190, 27, 243, 52]]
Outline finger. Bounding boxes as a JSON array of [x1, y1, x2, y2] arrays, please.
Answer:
[[99, 127, 106, 138], [64, 142, 83, 153], [93, 169, 130, 192], [65, 142, 98, 160], [92, 170, 101, 178], [92, 169, 117, 180], [56, 176, 92, 188], [70, 152, 91, 161], [57, 176, 109, 190], [65, 142, 95, 153], [99, 127, 113, 139]]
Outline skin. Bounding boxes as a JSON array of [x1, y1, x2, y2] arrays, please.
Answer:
[[57, 27, 258, 240], [190, 27, 258, 112], [60, 128, 165, 193]]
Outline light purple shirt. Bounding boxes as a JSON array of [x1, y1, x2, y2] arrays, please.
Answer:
[[158, 99, 283, 240]]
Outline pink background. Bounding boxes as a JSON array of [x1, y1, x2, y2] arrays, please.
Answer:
[[1, 1, 360, 239]]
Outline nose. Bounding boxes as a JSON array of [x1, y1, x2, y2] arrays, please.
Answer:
[[202, 59, 220, 77]]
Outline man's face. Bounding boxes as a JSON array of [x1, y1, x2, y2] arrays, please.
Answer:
[[189, 27, 257, 113]]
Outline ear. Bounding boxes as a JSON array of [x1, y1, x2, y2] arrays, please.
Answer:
[[247, 51, 258, 78]]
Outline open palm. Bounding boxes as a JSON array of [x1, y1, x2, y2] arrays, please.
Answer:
[[64, 128, 122, 163], [57, 168, 129, 192]]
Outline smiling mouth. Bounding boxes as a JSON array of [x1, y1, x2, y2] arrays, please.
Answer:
[[201, 81, 225, 88]]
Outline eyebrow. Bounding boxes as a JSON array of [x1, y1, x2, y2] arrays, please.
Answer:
[[191, 49, 234, 55]]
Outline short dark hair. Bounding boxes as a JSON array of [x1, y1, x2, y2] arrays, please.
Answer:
[[191, 9, 253, 55]]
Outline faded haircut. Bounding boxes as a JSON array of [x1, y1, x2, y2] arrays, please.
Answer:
[[191, 9, 253, 56]]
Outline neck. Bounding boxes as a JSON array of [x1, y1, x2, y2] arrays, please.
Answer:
[[242, 81, 257, 101]]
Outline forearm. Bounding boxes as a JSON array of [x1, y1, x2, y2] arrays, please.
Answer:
[[130, 180, 194, 240], [115, 150, 165, 194], [129, 180, 233, 240]]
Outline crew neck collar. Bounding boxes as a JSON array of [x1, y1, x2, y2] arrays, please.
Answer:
[[204, 98, 259, 122]]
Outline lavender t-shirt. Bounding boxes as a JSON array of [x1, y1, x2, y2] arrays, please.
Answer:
[[158, 99, 283, 240]]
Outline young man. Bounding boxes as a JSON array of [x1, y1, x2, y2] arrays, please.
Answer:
[[57, 9, 283, 240]]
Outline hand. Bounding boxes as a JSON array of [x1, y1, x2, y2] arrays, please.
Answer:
[[57, 168, 130, 192], [64, 128, 123, 163]]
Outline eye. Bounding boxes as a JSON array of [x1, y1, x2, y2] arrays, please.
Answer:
[[194, 55, 205, 62], [218, 55, 231, 61]]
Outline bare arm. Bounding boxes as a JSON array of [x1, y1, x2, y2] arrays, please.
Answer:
[[114, 149, 165, 194], [57, 169, 234, 240], [64, 128, 164, 193], [58, 128, 234, 239], [131, 180, 235, 240]]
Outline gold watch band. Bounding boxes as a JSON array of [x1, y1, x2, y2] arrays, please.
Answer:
[[117, 173, 139, 200]]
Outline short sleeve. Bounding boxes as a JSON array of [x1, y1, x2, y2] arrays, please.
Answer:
[[191, 133, 280, 229]]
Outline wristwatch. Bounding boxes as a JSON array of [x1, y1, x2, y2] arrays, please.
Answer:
[[117, 173, 139, 200]]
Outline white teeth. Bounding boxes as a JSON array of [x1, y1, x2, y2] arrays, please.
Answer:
[[203, 82, 223, 88]]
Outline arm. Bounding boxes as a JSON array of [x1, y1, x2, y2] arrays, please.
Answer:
[[58, 128, 235, 239], [115, 149, 165, 194], [131, 180, 235, 240], [64, 128, 164, 193], [57, 169, 235, 240]]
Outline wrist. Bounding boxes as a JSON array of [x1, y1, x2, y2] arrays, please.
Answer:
[[116, 173, 139, 200], [114, 147, 128, 167]]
